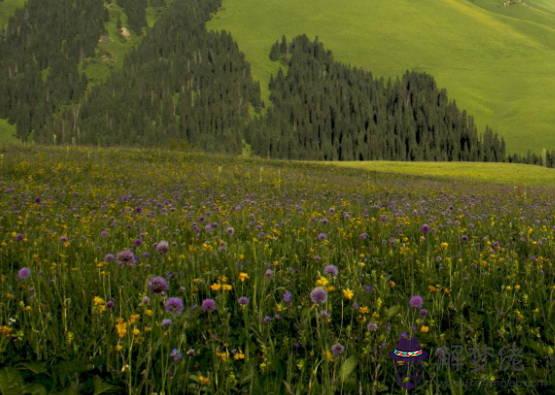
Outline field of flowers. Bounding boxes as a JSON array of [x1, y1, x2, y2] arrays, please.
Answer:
[[0, 145, 553, 394]]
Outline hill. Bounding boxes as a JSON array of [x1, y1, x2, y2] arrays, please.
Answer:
[[208, 0, 555, 153]]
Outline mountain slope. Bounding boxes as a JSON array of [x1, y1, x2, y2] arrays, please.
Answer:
[[208, 0, 555, 153]]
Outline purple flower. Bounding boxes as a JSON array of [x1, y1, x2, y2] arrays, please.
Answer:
[[320, 310, 331, 319], [17, 267, 31, 280], [133, 239, 142, 247], [161, 318, 172, 328], [226, 226, 235, 236], [367, 322, 378, 332], [331, 343, 345, 356], [104, 253, 115, 263], [317, 232, 327, 241], [283, 290, 293, 304], [264, 268, 274, 278], [359, 232, 369, 240], [142, 296, 151, 305], [106, 300, 114, 309], [238, 296, 250, 306], [461, 235, 469, 242], [201, 298, 217, 312], [420, 224, 431, 234], [419, 308, 429, 317], [262, 315, 273, 324], [363, 284, 373, 293], [100, 229, 109, 238], [165, 297, 184, 314], [148, 276, 169, 294], [116, 250, 136, 266], [156, 240, 169, 254], [409, 295, 424, 309], [170, 348, 183, 362], [310, 287, 328, 304], [323, 264, 338, 277]]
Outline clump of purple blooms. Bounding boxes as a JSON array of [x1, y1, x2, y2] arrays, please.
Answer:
[[409, 295, 424, 309], [238, 296, 250, 306], [170, 348, 183, 362], [310, 287, 328, 304], [148, 276, 169, 294], [116, 250, 136, 266], [283, 290, 293, 304], [17, 267, 31, 280], [155, 240, 169, 254], [420, 224, 431, 234], [323, 264, 338, 277], [164, 297, 184, 314], [201, 298, 217, 312], [331, 343, 345, 356]]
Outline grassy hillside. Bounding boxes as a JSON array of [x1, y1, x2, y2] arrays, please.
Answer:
[[209, 0, 555, 154], [0, 0, 25, 28], [327, 160, 555, 186]]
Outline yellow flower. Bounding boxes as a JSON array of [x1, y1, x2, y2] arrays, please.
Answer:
[[210, 283, 222, 292], [197, 375, 210, 385], [324, 350, 334, 361], [115, 319, 127, 338], [343, 289, 354, 300], [358, 306, 369, 314], [0, 326, 13, 337], [222, 284, 233, 292], [132, 328, 141, 336], [128, 313, 140, 325], [234, 351, 246, 360], [216, 350, 229, 361], [420, 325, 430, 334], [316, 276, 329, 287], [326, 285, 336, 292], [115, 343, 123, 352], [440, 242, 449, 250], [144, 309, 153, 317], [239, 272, 249, 282]]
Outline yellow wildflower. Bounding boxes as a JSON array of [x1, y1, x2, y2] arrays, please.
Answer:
[[197, 375, 210, 385], [343, 289, 354, 300], [128, 313, 140, 325], [144, 309, 153, 317], [222, 284, 233, 292], [210, 283, 222, 292], [0, 326, 13, 337], [324, 350, 334, 362], [132, 328, 141, 336], [234, 351, 246, 361], [115, 319, 127, 338], [420, 325, 430, 334], [239, 272, 249, 282], [358, 306, 369, 314], [216, 350, 229, 361], [316, 276, 329, 287], [440, 242, 449, 250]]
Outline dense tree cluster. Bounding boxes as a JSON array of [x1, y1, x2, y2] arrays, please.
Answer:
[[117, 0, 148, 34], [45, 0, 262, 152], [0, 0, 107, 141], [247, 36, 507, 162], [0, 0, 552, 167]]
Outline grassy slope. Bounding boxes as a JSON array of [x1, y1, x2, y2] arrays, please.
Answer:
[[326, 160, 555, 186], [208, 0, 555, 154], [0, 119, 17, 144], [0, 0, 25, 28]]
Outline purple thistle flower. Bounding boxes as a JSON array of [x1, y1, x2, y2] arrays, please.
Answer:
[[367, 322, 378, 332], [409, 295, 424, 309], [238, 296, 250, 306], [133, 239, 142, 247], [201, 298, 217, 312], [116, 250, 136, 267], [283, 290, 293, 304], [323, 264, 338, 277], [419, 308, 429, 317], [226, 226, 235, 236], [161, 318, 172, 328], [420, 224, 431, 234], [310, 287, 328, 304], [106, 300, 114, 309], [317, 232, 327, 241], [262, 315, 273, 324], [104, 253, 115, 263], [142, 296, 151, 305], [156, 240, 169, 254], [148, 276, 169, 294], [331, 343, 345, 356], [264, 268, 274, 278], [100, 229, 109, 238], [165, 297, 184, 314], [17, 267, 31, 280], [170, 348, 183, 362]]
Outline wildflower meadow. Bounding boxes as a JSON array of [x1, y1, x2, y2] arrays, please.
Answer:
[[0, 146, 553, 394]]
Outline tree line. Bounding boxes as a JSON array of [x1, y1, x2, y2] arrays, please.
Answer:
[[0, 0, 552, 167]]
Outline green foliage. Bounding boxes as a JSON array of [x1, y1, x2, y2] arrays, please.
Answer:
[[0, 145, 553, 393], [209, 0, 555, 153]]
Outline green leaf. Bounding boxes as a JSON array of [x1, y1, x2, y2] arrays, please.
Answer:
[[23, 383, 47, 395], [93, 376, 120, 395], [385, 305, 401, 320], [16, 362, 48, 375], [0, 368, 24, 395], [339, 356, 357, 382]]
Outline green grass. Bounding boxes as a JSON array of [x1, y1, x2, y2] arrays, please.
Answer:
[[81, 1, 167, 87], [208, 0, 555, 154], [0, 0, 25, 28], [325, 160, 555, 186], [0, 118, 18, 144]]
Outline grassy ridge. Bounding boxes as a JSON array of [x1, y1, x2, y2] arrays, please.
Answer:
[[0, 0, 25, 28], [208, 0, 555, 153], [327, 160, 555, 187]]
